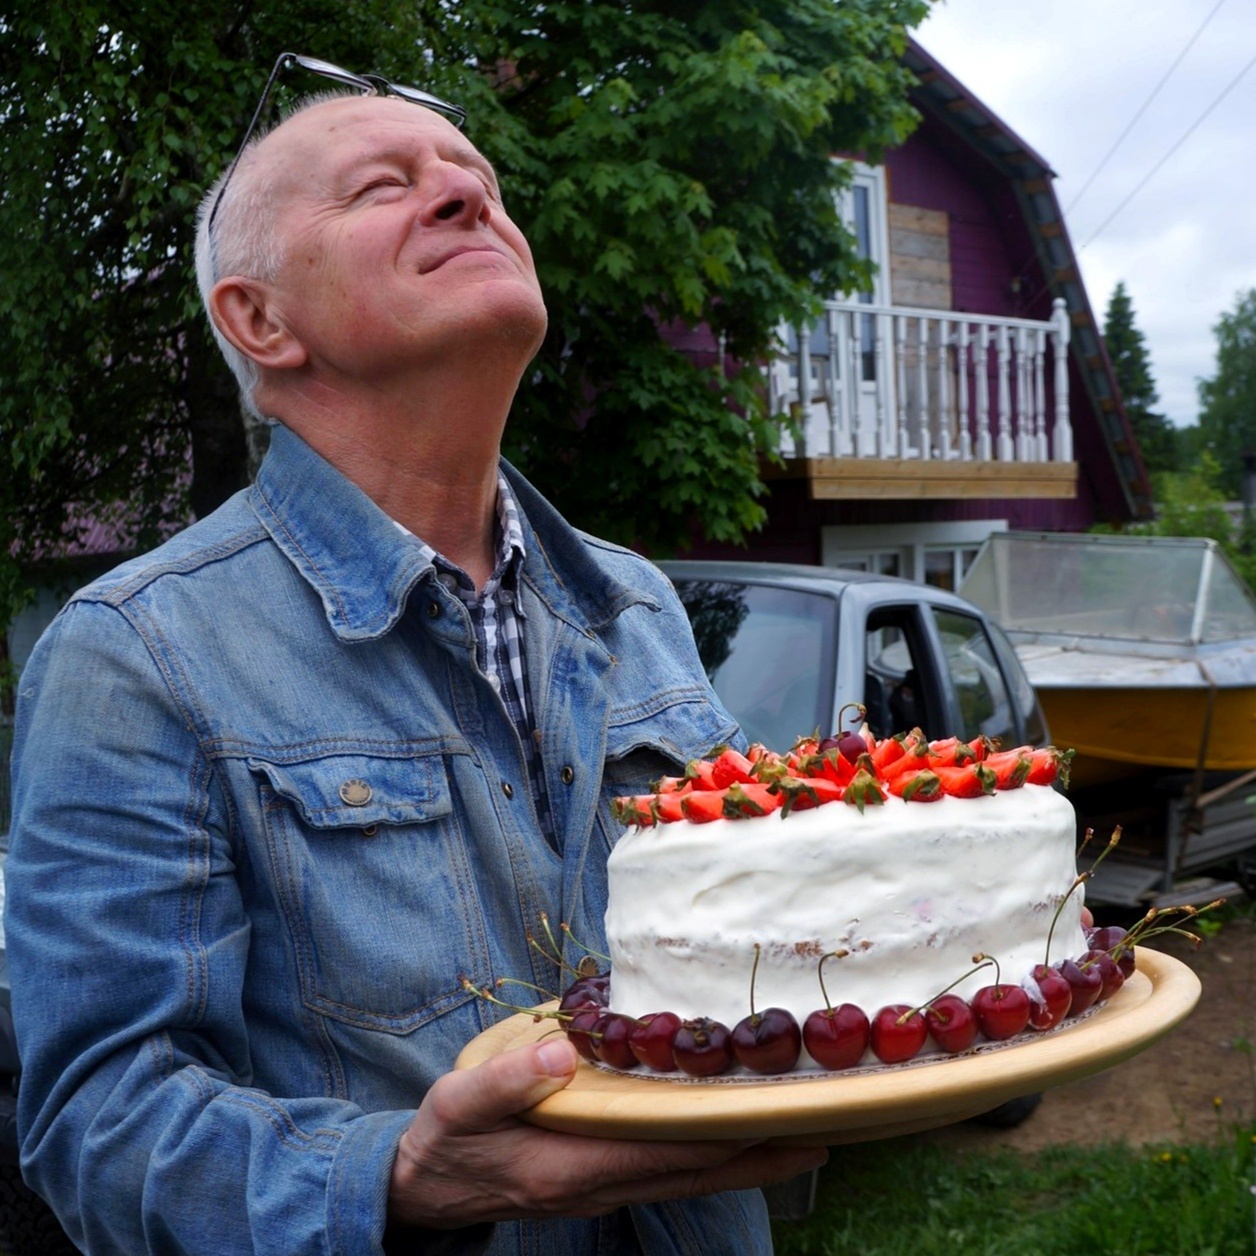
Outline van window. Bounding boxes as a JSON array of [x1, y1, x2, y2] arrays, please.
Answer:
[[932, 608, 1017, 745]]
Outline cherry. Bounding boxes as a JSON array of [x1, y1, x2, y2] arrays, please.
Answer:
[[672, 1018, 734, 1077], [1081, 948, 1125, 1000], [803, 1004, 870, 1070], [559, 974, 610, 1013], [591, 1013, 640, 1070], [1090, 925, 1136, 977], [628, 1011, 683, 1072], [924, 993, 978, 1054], [971, 984, 1030, 1040], [564, 1007, 603, 1061], [1057, 957, 1103, 1017], [870, 1005, 928, 1064], [732, 1008, 802, 1074], [1026, 963, 1073, 1031]]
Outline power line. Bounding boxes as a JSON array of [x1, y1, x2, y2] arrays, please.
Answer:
[[1078, 42, 1256, 253], [1064, 0, 1228, 218]]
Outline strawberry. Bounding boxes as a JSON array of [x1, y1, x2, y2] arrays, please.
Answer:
[[654, 791, 687, 822], [681, 789, 729, 822], [1026, 746, 1075, 788], [745, 743, 774, 764], [878, 742, 930, 784], [886, 769, 943, 802], [684, 758, 720, 791], [926, 736, 993, 768], [870, 736, 908, 771], [774, 777, 845, 816], [611, 795, 658, 826], [710, 747, 757, 789], [933, 762, 997, 798], [725, 782, 781, 817], [985, 748, 1033, 790], [652, 775, 691, 795], [843, 768, 885, 813]]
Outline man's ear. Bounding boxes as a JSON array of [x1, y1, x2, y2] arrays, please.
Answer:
[[209, 277, 308, 370]]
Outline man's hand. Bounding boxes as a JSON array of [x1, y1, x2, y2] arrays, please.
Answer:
[[388, 1039, 827, 1229]]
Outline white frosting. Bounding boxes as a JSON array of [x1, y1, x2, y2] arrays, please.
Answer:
[[604, 785, 1086, 1056]]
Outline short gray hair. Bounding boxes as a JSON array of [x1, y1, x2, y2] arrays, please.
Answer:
[[194, 90, 356, 421]]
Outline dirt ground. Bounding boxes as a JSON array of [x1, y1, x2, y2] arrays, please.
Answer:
[[919, 908, 1256, 1153]]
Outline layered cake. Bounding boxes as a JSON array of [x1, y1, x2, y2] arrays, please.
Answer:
[[590, 733, 1094, 1072]]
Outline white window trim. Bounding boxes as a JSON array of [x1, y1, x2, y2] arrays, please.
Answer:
[[834, 161, 892, 306], [822, 520, 1008, 585]]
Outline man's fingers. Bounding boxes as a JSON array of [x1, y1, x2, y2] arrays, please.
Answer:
[[426, 1038, 579, 1135]]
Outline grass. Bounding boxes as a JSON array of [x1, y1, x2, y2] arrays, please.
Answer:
[[771, 1128, 1256, 1256]]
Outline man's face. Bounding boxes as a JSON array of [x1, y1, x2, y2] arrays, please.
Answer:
[[252, 95, 547, 381]]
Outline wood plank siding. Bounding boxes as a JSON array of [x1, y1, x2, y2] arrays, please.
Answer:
[[887, 203, 952, 310]]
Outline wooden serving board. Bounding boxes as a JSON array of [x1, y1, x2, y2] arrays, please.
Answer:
[[454, 950, 1200, 1146]]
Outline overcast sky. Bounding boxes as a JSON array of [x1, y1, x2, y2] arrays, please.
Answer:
[[914, 0, 1256, 428]]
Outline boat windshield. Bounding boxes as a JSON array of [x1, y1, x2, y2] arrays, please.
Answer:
[[960, 533, 1256, 645]]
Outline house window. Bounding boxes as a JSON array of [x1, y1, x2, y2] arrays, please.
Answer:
[[822, 521, 1005, 588]]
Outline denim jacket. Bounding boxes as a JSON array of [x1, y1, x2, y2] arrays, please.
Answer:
[[7, 425, 771, 1255]]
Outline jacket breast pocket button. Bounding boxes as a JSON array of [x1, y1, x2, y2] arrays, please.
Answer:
[[560, 765, 575, 785], [501, 781, 514, 799], [339, 779, 372, 806]]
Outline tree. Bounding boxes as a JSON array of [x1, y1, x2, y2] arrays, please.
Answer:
[[1199, 288, 1256, 498], [0, 0, 930, 628], [1103, 281, 1176, 476]]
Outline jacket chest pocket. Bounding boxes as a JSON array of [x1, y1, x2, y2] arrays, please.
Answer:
[[247, 752, 488, 1033]]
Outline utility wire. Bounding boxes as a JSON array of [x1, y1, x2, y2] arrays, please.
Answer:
[[1064, 0, 1228, 218], [1078, 41, 1256, 252]]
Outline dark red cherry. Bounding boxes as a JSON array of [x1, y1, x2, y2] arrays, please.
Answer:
[[1057, 958, 1103, 1017], [870, 1005, 928, 1063], [672, 1018, 734, 1076], [837, 731, 869, 764], [731, 1008, 802, 1075], [1081, 949, 1125, 1001], [628, 1011, 682, 1072], [924, 994, 978, 1054], [1026, 963, 1073, 1031], [559, 975, 610, 1012], [971, 984, 1031, 1040], [1090, 926, 1135, 976], [803, 1004, 870, 1070], [591, 1013, 639, 1070], [564, 1007, 603, 1061]]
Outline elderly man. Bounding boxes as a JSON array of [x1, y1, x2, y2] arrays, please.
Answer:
[[6, 54, 824, 1255]]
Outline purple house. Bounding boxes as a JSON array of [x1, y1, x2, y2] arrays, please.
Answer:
[[682, 39, 1149, 587]]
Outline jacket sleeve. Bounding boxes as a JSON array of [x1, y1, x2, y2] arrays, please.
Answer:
[[6, 597, 414, 1255]]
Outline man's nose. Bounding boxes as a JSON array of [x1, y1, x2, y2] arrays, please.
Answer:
[[419, 161, 491, 226]]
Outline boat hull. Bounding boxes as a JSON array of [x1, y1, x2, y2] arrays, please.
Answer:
[[1037, 684, 1256, 788]]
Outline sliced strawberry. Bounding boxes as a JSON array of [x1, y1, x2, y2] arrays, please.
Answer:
[[870, 736, 908, 771], [806, 748, 857, 786], [1026, 747, 1075, 788], [611, 795, 658, 826], [684, 758, 720, 791], [928, 735, 995, 768], [985, 748, 1033, 790], [843, 768, 886, 812], [933, 762, 997, 798], [725, 782, 781, 817], [652, 775, 691, 795], [710, 747, 756, 789], [774, 777, 845, 816], [886, 769, 943, 802], [879, 743, 930, 784], [654, 792, 687, 822], [681, 789, 729, 822]]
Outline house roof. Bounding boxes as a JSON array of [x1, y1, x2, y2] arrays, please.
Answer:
[[903, 38, 1154, 520]]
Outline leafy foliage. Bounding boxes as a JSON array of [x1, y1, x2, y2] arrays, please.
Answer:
[[1103, 281, 1177, 476], [0, 0, 929, 629], [1199, 288, 1256, 499]]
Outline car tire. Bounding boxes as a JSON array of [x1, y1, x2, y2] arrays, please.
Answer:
[[0, 1162, 78, 1256], [967, 1091, 1043, 1128]]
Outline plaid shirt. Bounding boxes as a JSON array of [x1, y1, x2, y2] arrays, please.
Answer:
[[395, 477, 557, 850]]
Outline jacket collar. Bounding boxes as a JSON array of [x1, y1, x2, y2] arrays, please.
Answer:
[[250, 424, 658, 642]]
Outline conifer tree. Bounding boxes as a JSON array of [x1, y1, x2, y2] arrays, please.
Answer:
[[1103, 281, 1176, 476]]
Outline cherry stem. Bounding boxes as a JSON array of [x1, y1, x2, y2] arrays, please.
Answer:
[[903, 958, 995, 1022], [1044, 826, 1121, 965], [836, 701, 868, 731], [560, 921, 611, 964], [972, 951, 1002, 990], [749, 942, 762, 1021], [816, 949, 850, 1014], [461, 978, 571, 1024], [496, 976, 559, 1000], [527, 933, 579, 976]]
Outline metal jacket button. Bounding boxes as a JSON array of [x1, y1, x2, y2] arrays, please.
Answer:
[[501, 781, 514, 799], [339, 779, 372, 806], [560, 766, 575, 785], [426, 601, 441, 619]]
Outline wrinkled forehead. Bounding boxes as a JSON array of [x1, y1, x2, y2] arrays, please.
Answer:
[[250, 95, 483, 197]]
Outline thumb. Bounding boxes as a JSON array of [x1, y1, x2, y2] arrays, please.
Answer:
[[431, 1037, 578, 1136]]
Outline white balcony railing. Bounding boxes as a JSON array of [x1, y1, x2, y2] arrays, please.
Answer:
[[770, 296, 1072, 464]]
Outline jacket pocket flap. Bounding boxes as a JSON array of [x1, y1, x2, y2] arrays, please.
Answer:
[[605, 690, 738, 767], [247, 753, 452, 829]]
